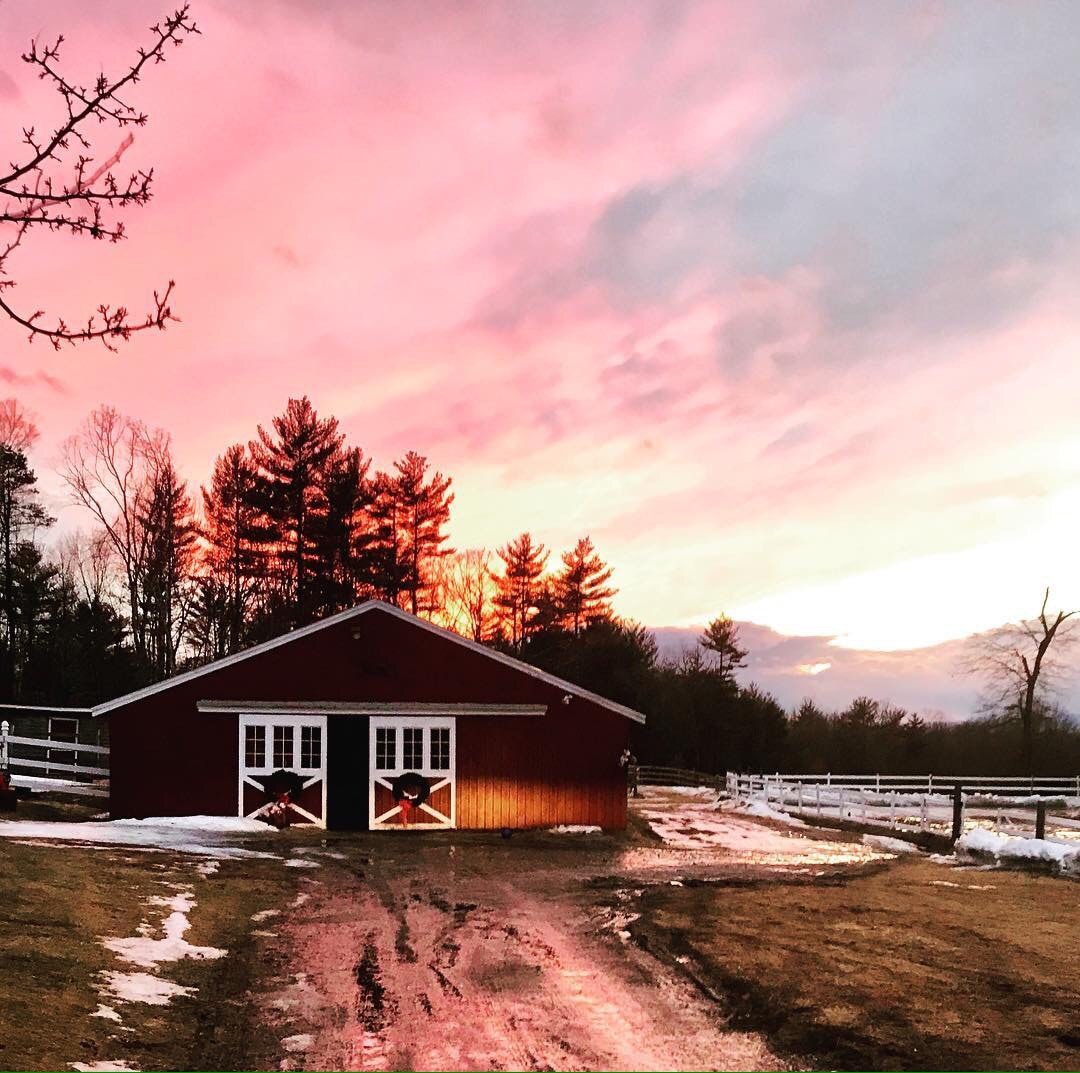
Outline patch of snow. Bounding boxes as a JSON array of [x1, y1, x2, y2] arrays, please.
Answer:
[[0, 818, 279, 859], [71, 1062, 138, 1072], [91, 1004, 122, 1022], [735, 800, 808, 827], [863, 834, 922, 855], [291, 892, 310, 908], [196, 860, 220, 877], [251, 908, 281, 923], [281, 1034, 314, 1053], [100, 970, 195, 1006], [285, 858, 320, 869], [549, 825, 602, 834], [102, 888, 226, 970], [112, 815, 273, 833], [641, 802, 885, 864], [956, 828, 1080, 873]]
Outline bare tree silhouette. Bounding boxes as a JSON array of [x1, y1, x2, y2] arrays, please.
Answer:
[[0, 7, 199, 349], [963, 587, 1078, 772]]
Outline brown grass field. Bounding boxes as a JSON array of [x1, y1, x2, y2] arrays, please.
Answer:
[[0, 796, 1076, 1071]]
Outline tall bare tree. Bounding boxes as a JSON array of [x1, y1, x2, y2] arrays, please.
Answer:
[[60, 406, 166, 666], [0, 399, 39, 450], [964, 587, 1078, 772], [0, 7, 198, 349], [439, 548, 498, 641]]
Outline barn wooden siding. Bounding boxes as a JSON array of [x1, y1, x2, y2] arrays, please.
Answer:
[[105, 605, 630, 829], [456, 716, 626, 829]]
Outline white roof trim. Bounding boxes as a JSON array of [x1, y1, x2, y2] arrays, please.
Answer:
[[0, 703, 92, 713], [197, 700, 548, 717], [92, 600, 646, 723]]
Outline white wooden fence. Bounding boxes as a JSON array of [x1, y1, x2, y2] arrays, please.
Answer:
[[0, 719, 109, 798], [727, 772, 1080, 839]]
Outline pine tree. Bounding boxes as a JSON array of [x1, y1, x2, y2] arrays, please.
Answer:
[[394, 451, 453, 616], [320, 445, 373, 612], [699, 614, 748, 685], [200, 444, 264, 653], [0, 445, 52, 698], [248, 397, 343, 625], [367, 470, 411, 607], [140, 455, 197, 677], [494, 532, 549, 646], [552, 536, 616, 633]]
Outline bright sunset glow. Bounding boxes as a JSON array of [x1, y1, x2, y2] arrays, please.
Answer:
[[1, 2, 1079, 686]]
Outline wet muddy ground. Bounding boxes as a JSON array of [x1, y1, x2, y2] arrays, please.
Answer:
[[245, 833, 790, 1072], [3, 789, 1077, 1071]]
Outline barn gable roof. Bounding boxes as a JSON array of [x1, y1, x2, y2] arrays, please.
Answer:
[[91, 600, 647, 723]]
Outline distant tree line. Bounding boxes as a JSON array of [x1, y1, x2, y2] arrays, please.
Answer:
[[0, 393, 1076, 776]]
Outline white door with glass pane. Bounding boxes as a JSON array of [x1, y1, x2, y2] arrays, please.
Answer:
[[368, 715, 455, 829], [238, 713, 327, 827]]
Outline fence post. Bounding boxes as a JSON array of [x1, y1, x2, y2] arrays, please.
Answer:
[[0, 720, 8, 770], [920, 794, 928, 831], [796, 782, 803, 813], [1035, 800, 1047, 841], [951, 784, 964, 842], [838, 787, 845, 820], [889, 791, 896, 829]]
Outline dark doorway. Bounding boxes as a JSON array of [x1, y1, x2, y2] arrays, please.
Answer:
[[326, 716, 369, 829]]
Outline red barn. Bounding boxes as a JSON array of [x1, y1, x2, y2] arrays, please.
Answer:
[[92, 601, 643, 830]]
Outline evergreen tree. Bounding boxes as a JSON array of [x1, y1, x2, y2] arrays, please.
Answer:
[[0, 445, 52, 698], [699, 614, 748, 685], [494, 532, 549, 646], [140, 454, 197, 677], [394, 451, 453, 616], [249, 397, 343, 626], [367, 470, 411, 607], [320, 446, 374, 612], [200, 444, 263, 653], [552, 536, 616, 633]]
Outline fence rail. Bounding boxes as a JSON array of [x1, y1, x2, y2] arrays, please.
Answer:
[[636, 765, 725, 789], [727, 772, 1080, 841], [1, 719, 109, 798]]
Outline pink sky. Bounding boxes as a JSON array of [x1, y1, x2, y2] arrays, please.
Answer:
[[1, 1, 1080, 714]]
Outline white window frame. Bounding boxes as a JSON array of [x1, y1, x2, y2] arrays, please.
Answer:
[[238, 712, 328, 828], [368, 715, 456, 830]]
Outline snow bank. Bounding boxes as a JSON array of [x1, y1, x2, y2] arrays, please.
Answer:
[[736, 800, 807, 827], [549, 825, 602, 834], [642, 803, 885, 863], [0, 818, 280, 859], [956, 828, 1080, 873], [863, 834, 922, 855]]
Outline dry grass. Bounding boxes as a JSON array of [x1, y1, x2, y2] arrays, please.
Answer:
[[633, 857, 1080, 1071], [0, 837, 296, 1072]]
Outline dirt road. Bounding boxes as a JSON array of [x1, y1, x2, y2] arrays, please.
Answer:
[[251, 837, 788, 1072]]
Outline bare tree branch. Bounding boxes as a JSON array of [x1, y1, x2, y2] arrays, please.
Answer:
[[0, 7, 199, 350]]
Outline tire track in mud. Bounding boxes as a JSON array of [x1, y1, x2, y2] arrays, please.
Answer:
[[263, 857, 785, 1072]]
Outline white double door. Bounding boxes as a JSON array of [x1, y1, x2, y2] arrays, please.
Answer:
[[368, 715, 456, 829]]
